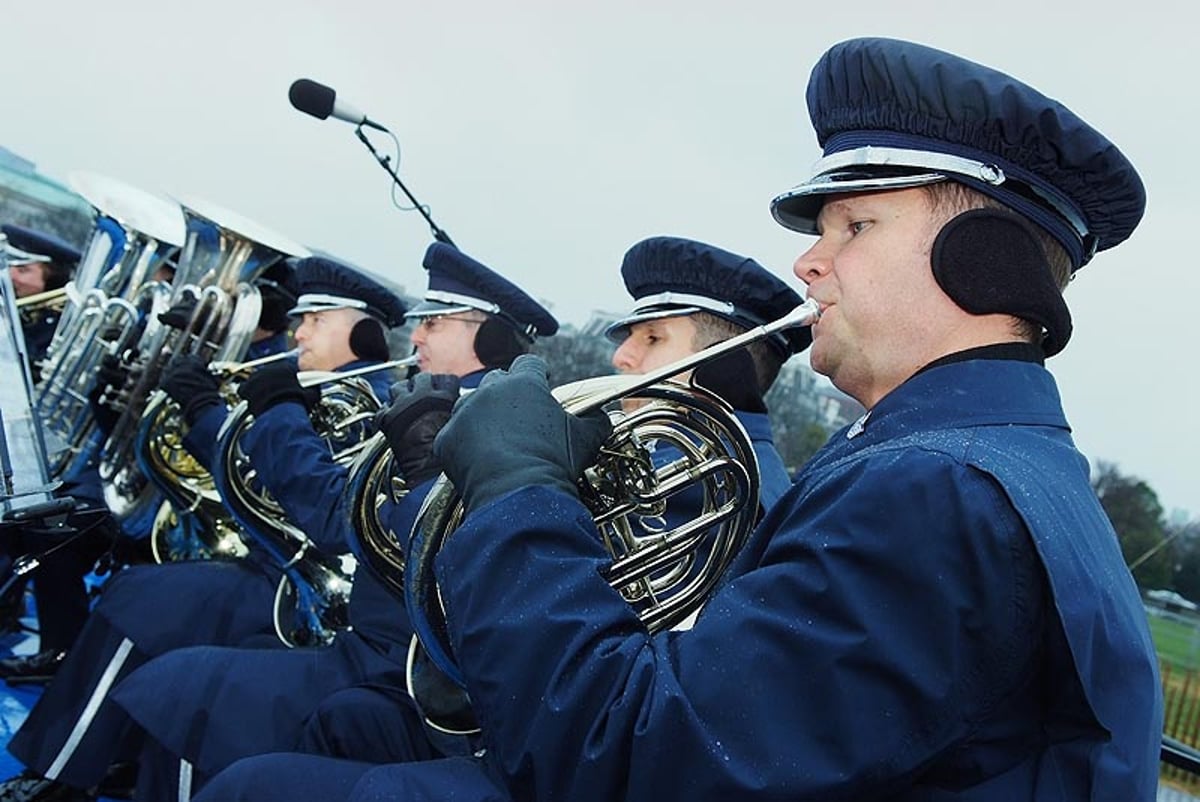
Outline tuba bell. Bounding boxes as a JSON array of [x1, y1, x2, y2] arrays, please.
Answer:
[[98, 194, 309, 538], [395, 299, 821, 734], [212, 356, 416, 647]]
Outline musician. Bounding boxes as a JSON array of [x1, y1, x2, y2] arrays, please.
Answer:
[[94, 243, 557, 802], [0, 257, 406, 802], [0, 261, 300, 685], [202, 37, 1161, 802], [606, 236, 808, 513], [1, 223, 81, 380], [178, 237, 808, 801]]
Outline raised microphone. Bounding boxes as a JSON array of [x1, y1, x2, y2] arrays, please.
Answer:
[[288, 78, 388, 132]]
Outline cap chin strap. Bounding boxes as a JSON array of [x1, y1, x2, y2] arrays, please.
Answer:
[[931, 208, 1072, 356]]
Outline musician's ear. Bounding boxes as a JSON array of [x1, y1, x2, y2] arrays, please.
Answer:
[[931, 208, 1072, 356]]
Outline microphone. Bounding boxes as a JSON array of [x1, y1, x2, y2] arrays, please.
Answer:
[[288, 78, 388, 132]]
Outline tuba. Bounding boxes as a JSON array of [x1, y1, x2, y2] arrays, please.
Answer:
[[99, 195, 309, 538], [212, 356, 416, 647], [390, 300, 821, 734], [35, 172, 185, 481]]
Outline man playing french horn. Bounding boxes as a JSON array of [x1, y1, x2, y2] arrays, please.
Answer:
[[201, 37, 1159, 802], [93, 243, 558, 802], [0, 256, 405, 802]]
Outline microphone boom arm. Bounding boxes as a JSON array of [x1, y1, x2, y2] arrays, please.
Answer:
[[354, 128, 455, 247]]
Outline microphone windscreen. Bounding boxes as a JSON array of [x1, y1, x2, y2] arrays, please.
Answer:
[[289, 79, 336, 120]]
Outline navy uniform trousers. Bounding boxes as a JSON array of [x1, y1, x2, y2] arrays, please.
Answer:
[[6, 360, 392, 792], [7, 559, 281, 789], [108, 498, 442, 802]]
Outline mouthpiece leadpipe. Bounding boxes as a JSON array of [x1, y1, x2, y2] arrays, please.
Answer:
[[208, 348, 300, 377], [297, 354, 420, 389]]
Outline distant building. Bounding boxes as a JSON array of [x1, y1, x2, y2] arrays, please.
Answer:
[[813, 382, 865, 430], [0, 148, 94, 246], [579, 309, 619, 340]]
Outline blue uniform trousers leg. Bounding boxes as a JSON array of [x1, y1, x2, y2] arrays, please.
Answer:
[[6, 608, 148, 788], [7, 562, 278, 789], [112, 637, 410, 802], [191, 754, 507, 802], [134, 738, 195, 802], [191, 754, 376, 802], [346, 758, 508, 802], [297, 685, 451, 764]]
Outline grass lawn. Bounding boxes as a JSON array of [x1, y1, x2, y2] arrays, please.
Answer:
[[1151, 613, 1200, 672]]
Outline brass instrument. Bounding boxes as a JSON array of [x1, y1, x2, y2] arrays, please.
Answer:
[[35, 172, 186, 481], [15, 286, 69, 312], [101, 195, 309, 538], [142, 348, 300, 564], [395, 299, 821, 734], [212, 356, 416, 647]]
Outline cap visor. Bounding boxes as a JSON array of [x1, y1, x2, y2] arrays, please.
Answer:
[[771, 171, 946, 233], [603, 306, 700, 343], [405, 299, 475, 319]]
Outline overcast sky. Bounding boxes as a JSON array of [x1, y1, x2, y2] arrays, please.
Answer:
[[5, 1, 1196, 518]]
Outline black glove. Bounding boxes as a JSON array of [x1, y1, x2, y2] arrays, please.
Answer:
[[87, 355, 126, 437], [433, 354, 612, 514], [376, 373, 461, 487], [692, 348, 767, 414], [160, 355, 222, 425], [157, 297, 198, 330], [95, 353, 127, 394], [238, 361, 318, 418]]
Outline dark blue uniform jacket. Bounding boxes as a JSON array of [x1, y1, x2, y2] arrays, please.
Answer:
[[433, 358, 1163, 801]]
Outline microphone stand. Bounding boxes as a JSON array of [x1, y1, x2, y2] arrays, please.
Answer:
[[354, 127, 455, 247]]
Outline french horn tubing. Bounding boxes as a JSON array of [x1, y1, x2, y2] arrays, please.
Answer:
[[211, 354, 417, 647]]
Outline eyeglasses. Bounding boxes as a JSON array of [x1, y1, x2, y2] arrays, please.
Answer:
[[415, 314, 485, 331]]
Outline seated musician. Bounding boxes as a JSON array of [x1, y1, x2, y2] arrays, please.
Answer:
[[0, 256, 405, 802], [198, 36, 1159, 802], [180, 236, 811, 802], [1, 223, 81, 380], [0, 264, 296, 685], [94, 243, 558, 802]]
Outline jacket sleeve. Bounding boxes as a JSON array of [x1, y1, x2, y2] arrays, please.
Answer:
[[239, 402, 352, 554], [181, 404, 228, 471], [433, 449, 1045, 801]]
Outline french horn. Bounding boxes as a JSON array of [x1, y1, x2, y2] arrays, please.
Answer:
[[366, 300, 821, 734], [212, 356, 416, 647], [140, 348, 298, 564]]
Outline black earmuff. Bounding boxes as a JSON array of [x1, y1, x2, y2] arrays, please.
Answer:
[[931, 208, 1072, 356], [349, 318, 391, 362], [474, 317, 531, 369]]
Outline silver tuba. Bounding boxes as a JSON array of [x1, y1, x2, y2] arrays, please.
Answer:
[[398, 300, 821, 734], [99, 194, 309, 539], [212, 357, 416, 647], [35, 172, 185, 481]]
